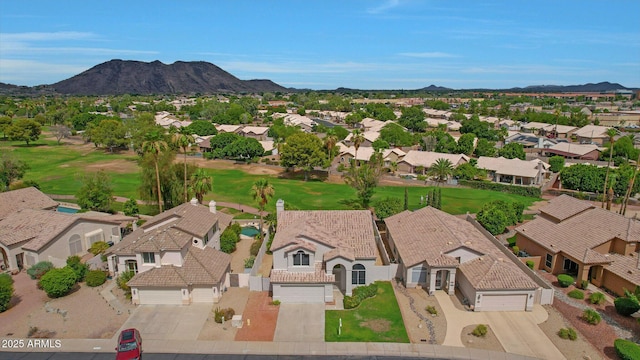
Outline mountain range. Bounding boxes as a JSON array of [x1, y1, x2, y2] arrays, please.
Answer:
[[0, 60, 635, 96]]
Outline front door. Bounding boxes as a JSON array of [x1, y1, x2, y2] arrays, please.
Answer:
[[15, 253, 24, 270], [435, 270, 444, 290], [125, 260, 138, 274]]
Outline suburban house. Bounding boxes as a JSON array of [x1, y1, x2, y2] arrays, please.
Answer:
[[543, 142, 601, 160], [155, 111, 191, 129], [215, 124, 242, 134], [269, 200, 392, 303], [0, 186, 58, 220], [540, 124, 578, 139], [515, 195, 640, 297], [520, 122, 551, 134], [338, 147, 406, 168], [276, 113, 317, 132], [359, 118, 397, 132], [396, 151, 469, 175], [240, 126, 270, 141], [106, 199, 233, 305], [574, 125, 612, 145], [385, 206, 544, 311], [476, 157, 549, 186], [344, 130, 380, 147]]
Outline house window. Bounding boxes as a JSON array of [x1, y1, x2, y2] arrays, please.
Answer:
[[125, 260, 138, 274], [293, 251, 309, 266], [545, 254, 552, 268], [352, 264, 366, 285], [203, 233, 209, 246], [85, 229, 104, 247], [142, 252, 155, 264], [69, 234, 83, 255]]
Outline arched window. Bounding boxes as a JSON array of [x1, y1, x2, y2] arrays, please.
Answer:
[[352, 263, 365, 285], [69, 234, 82, 255], [293, 251, 309, 266]]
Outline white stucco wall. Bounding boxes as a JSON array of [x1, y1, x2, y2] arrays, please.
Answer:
[[445, 247, 482, 264], [161, 251, 183, 266]]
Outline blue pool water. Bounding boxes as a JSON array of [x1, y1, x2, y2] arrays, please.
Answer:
[[241, 226, 260, 237], [57, 206, 79, 214]]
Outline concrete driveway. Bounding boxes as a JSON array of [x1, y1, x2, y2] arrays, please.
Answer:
[[115, 304, 211, 341], [273, 303, 325, 342]]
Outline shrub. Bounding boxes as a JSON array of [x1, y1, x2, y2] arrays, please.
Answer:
[[89, 241, 111, 255], [230, 223, 242, 236], [0, 273, 15, 312], [568, 289, 585, 300], [589, 292, 606, 305], [66, 255, 88, 282], [614, 338, 640, 360], [214, 307, 235, 323], [458, 180, 541, 198], [557, 327, 577, 340], [27, 261, 54, 280], [244, 256, 256, 269], [525, 260, 535, 270], [220, 227, 239, 254], [614, 296, 640, 316], [250, 238, 263, 256], [580, 280, 589, 290], [557, 274, 574, 288], [472, 324, 488, 337], [271, 300, 281, 306], [343, 282, 379, 309], [85, 270, 107, 287], [582, 308, 601, 325], [512, 245, 520, 256], [117, 270, 135, 298], [39, 267, 77, 298], [425, 305, 438, 315]]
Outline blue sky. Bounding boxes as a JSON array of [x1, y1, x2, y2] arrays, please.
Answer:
[[1, 0, 639, 90]]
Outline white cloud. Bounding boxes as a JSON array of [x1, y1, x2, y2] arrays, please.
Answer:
[[0, 59, 90, 85], [398, 52, 457, 58], [367, 0, 401, 14]]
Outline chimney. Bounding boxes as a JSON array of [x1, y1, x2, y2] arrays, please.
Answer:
[[190, 198, 198, 206], [276, 199, 285, 216], [209, 200, 217, 214], [538, 137, 543, 149]]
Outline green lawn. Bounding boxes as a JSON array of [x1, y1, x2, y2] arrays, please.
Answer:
[[2, 139, 540, 215], [325, 281, 409, 342]]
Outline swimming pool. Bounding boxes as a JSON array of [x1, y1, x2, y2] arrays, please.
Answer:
[[57, 206, 80, 214], [241, 226, 260, 237]]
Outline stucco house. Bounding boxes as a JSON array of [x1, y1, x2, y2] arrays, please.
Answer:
[[397, 151, 469, 175], [515, 195, 640, 297], [385, 206, 542, 311], [240, 126, 270, 141], [476, 157, 549, 186], [106, 199, 233, 305], [269, 200, 391, 303], [543, 142, 601, 160], [574, 125, 612, 145]]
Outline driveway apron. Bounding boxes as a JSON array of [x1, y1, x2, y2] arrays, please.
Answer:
[[115, 304, 211, 341], [273, 303, 325, 342]]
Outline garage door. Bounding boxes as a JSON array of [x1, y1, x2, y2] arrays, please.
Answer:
[[480, 294, 527, 311], [138, 288, 182, 305], [191, 286, 213, 303], [274, 285, 325, 303]]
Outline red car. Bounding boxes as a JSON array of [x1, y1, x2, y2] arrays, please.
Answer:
[[115, 328, 142, 360]]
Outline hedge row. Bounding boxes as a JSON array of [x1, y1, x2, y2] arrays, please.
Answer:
[[343, 282, 379, 309], [458, 180, 541, 198]]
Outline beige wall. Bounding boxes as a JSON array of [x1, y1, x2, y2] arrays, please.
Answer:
[[601, 270, 637, 297]]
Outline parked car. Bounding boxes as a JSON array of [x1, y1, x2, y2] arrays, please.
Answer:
[[115, 328, 142, 360]]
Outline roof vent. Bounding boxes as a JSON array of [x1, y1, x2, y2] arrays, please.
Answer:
[[464, 241, 471, 245], [498, 257, 504, 262], [447, 241, 453, 245], [629, 270, 634, 274]]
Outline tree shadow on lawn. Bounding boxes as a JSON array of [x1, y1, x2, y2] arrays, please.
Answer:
[[11, 143, 50, 148], [337, 198, 363, 209], [277, 169, 328, 182]]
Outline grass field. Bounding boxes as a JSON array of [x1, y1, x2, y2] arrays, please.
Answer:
[[2, 139, 540, 215], [325, 282, 409, 343]]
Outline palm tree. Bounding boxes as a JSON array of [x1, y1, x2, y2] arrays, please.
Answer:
[[351, 129, 365, 167], [251, 178, 275, 240], [428, 158, 454, 185], [175, 128, 195, 203], [142, 131, 168, 213], [324, 133, 338, 158], [602, 128, 618, 208], [621, 152, 640, 215], [190, 168, 213, 204], [390, 161, 398, 175]]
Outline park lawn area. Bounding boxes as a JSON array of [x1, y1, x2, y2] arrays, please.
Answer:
[[325, 281, 409, 343]]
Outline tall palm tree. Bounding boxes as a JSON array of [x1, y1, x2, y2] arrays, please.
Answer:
[[324, 133, 338, 158], [621, 152, 640, 215], [251, 178, 275, 240], [190, 168, 213, 204], [142, 132, 168, 213], [351, 129, 365, 167], [602, 128, 618, 208], [427, 158, 454, 185], [175, 128, 195, 203]]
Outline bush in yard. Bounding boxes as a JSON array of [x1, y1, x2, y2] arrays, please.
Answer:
[[557, 327, 577, 340], [580, 280, 589, 290], [270, 299, 281, 305], [250, 238, 263, 256], [557, 274, 574, 288], [614, 338, 640, 360], [0, 273, 14, 312], [89, 241, 111, 255], [244, 256, 256, 269], [472, 324, 488, 337], [589, 292, 606, 305], [39, 267, 77, 298], [511, 245, 520, 256], [582, 308, 601, 325], [214, 307, 235, 323], [66, 255, 88, 282], [27, 261, 55, 280], [343, 282, 379, 309], [220, 227, 239, 254], [525, 260, 534, 269], [85, 270, 107, 287], [117, 270, 135, 298], [230, 223, 242, 236], [425, 305, 438, 315], [568, 289, 585, 300], [614, 296, 640, 316]]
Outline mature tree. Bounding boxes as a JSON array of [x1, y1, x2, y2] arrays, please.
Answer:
[[454, 162, 482, 180], [123, 198, 139, 217], [474, 138, 497, 157], [549, 156, 565, 173], [125, 113, 158, 154], [142, 131, 168, 212], [497, 142, 526, 160], [77, 170, 114, 212], [268, 118, 301, 142], [251, 178, 275, 239], [209, 132, 241, 150], [0, 154, 29, 191], [602, 128, 618, 208], [139, 154, 192, 211], [398, 106, 426, 132], [0, 273, 14, 312], [7, 118, 41, 145], [92, 119, 127, 152], [428, 158, 454, 184], [0, 116, 12, 139], [344, 152, 384, 208], [324, 133, 338, 159], [344, 112, 363, 128], [460, 116, 498, 141], [351, 129, 365, 165], [372, 138, 390, 152], [51, 124, 71, 144], [190, 168, 213, 204], [279, 132, 327, 181], [175, 128, 195, 203], [186, 120, 217, 136], [380, 122, 414, 146], [365, 103, 396, 120], [373, 197, 404, 219], [456, 133, 475, 155], [222, 137, 264, 160]]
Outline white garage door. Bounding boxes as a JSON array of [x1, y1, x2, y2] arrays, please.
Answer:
[[191, 286, 214, 303], [480, 294, 527, 311], [274, 285, 325, 303], [138, 288, 182, 305]]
